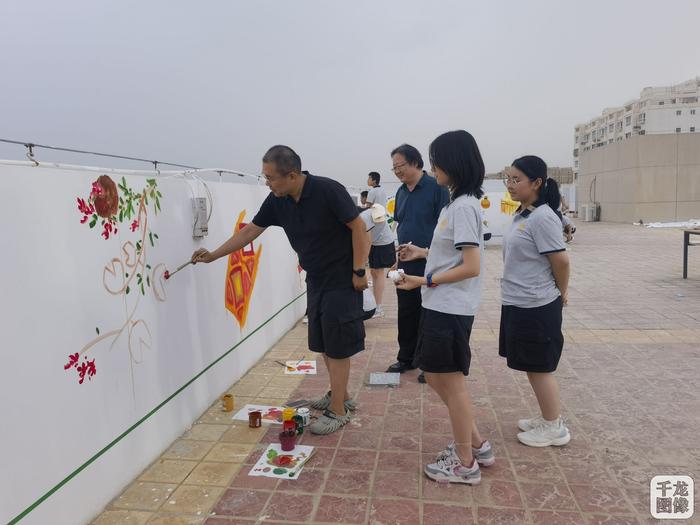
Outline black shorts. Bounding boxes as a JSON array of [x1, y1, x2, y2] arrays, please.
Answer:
[[414, 308, 474, 375], [306, 286, 365, 359], [499, 296, 563, 372], [368, 243, 396, 269]]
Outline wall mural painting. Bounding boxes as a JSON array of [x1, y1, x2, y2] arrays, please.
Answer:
[[225, 210, 262, 328], [66, 175, 166, 386]]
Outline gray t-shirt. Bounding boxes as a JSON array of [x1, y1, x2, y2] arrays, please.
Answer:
[[501, 204, 566, 308], [367, 186, 387, 208], [422, 195, 483, 316], [360, 208, 394, 246]]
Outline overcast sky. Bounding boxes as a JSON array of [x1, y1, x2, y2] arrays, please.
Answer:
[[1, 0, 699, 186]]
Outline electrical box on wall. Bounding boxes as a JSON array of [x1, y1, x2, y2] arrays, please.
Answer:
[[191, 197, 208, 238]]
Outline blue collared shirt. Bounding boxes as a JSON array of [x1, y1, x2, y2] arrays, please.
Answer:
[[394, 172, 450, 275]]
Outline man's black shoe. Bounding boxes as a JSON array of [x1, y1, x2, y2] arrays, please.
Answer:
[[417, 372, 426, 384], [386, 361, 416, 373]]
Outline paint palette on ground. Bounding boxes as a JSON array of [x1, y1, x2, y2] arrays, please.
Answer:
[[248, 444, 315, 479], [232, 404, 284, 424], [367, 372, 401, 386], [284, 360, 317, 375]]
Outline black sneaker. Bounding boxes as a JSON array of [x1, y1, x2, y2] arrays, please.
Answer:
[[386, 361, 416, 373], [417, 372, 426, 384]]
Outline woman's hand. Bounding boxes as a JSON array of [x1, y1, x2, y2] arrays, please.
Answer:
[[395, 273, 425, 291]]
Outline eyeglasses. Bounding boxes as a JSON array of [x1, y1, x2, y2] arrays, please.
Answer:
[[262, 173, 286, 183], [391, 162, 408, 173], [502, 176, 524, 187]]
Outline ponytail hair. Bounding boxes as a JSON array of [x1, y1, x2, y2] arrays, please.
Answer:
[[511, 155, 561, 218], [543, 177, 562, 219]]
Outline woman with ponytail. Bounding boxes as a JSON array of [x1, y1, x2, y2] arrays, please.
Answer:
[[499, 155, 571, 447]]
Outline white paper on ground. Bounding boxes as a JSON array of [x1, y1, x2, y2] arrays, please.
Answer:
[[248, 443, 315, 479], [232, 404, 284, 424], [284, 360, 317, 375], [368, 372, 401, 385]]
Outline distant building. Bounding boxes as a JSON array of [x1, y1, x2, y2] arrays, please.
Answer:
[[574, 77, 700, 223], [574, 77, 700, 179], [577, 133, 700, 223]]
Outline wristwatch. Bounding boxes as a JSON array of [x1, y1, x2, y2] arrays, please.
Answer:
[[352, 268, 366, 277]]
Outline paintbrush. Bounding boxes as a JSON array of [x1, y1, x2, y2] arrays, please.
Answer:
[[164, 260, 192, 280], [274, 360, 290, 369]]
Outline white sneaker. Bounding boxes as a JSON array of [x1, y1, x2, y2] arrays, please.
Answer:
[[517, 418, 571, 448], [518, 415, 545, 432], [371, 307, 384, 319], [302, 316, 309, 324]]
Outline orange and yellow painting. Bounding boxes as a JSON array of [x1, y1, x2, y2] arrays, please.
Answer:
[[225, 210, 262, 328], [500, 192, 520, 215]]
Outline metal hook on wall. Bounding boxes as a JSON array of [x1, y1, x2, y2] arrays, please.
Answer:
[[25, 143, 39, 166]]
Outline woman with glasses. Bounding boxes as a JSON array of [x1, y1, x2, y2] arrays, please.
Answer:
[[395, 130, 493, 485], [500, 156, 571, 447]]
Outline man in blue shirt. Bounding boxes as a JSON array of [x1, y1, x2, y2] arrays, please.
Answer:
[[387, 144, 449, 382]]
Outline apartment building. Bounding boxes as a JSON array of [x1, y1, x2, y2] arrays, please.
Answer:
[[573, 77, 700, 178]]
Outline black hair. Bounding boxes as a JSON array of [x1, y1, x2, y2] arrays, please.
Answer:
[[368, 171, 381, 185], [360, 190, 368, 198], [428, 130, 484, 201], [390, 144, 424, 169], [511, 155, 561, 218], [262, 145, 302, 175]]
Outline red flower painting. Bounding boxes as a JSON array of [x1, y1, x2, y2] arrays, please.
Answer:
[[64, 354, 96, 384], [93, 175, 119, 218], [69, 175, 165, 385]]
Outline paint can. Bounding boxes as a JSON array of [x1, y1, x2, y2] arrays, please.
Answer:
[[283, 419, 296, 434], [296, 407, 310, 426], [279, 430, 296, 451], [282, 407, 296, 421], [248, 410, 262, 428], [292, 414, 304, 435], [221, 394, 234, 412]]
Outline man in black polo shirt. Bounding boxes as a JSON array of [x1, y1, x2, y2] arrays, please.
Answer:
[[386, 144, 449, 382], [192, 145, 370, 434]]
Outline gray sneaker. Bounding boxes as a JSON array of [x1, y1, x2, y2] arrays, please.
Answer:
[[308, 408, 351, 435], [425, 448, 481, 485], [309, 391, 358, 412], [438, 440, 495, 467]]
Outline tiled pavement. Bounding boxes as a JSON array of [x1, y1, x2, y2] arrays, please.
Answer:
[[93, 222, 700, 525]]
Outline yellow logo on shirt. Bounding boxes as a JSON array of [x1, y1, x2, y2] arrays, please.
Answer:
[[518, 222, 527, 231], [439, 218, 448, 230]]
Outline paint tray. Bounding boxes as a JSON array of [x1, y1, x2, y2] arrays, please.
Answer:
[[367, 372, 401, 386]]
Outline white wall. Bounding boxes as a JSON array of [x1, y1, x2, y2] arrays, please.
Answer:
[[0, 161, 306, 525], [481, 179, 515, 245]]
